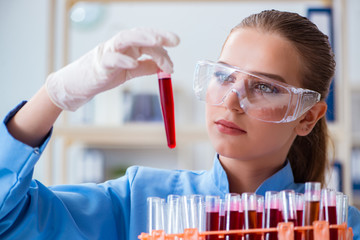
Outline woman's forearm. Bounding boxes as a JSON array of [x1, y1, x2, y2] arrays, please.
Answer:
[[7, 85, 63, 147]]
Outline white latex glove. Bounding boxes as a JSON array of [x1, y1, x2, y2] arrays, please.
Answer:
[[45, 28, 180, 111]]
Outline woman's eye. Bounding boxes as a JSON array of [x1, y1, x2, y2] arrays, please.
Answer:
[[214, 71, 235, 83], [255, 83, 280, 94]]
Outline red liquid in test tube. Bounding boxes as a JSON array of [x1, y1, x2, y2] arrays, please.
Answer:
[[327, 206, 338, 240], [296, 209, 303, 240], [225, 210, 240, 230], [157, 71, 176, 148], [321, 189, 338, 240], [296, 209, 303, 226], [295, 193, 304, 240], [206, 195, 220, 240], [219, 199, 226, 230], [238, 211, 244, 230], [224, 193, 241, 240], [219, 215, 226, 230], [265, 191, 280, 240], [254, 195, 263, 240], [225, 211, 240, 240], [206, 212, 220, 240]]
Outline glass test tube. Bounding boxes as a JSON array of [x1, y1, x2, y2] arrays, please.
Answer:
[[238, 196, 244, 231], [157, 71, 176, 149], [255, 195, 264, 240], [182, 195, 196, 230], [206, 195, 220, 240], [342, 194, 349, 224], [181, 194, 206, 231], [304, 182, 321, 240], [295, 193, 304, 226], [242, 192, 257, 240], [295, 193, 304, 240], [265, 191, 279, 240], [192, 195, 206, 231], [147, 197, 165, 234], [320, 188, 337, 240], [225, 193, 241, 240], [281, 190, 303, 240], [336, 192, 344, 225], [320, 189, 337, 222], [280, 190, 297, 224], [219, 199, 226, 231], [194, 195, 206, 232], [166, 195, 182, 234], [256, 195, 264, 228]]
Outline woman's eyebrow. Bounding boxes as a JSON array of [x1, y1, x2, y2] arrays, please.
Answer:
[[217, 61, 286, 83], [250, 71, 286, 83]]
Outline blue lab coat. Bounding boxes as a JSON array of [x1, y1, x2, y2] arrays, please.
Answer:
[[0, 102, 359, 240]]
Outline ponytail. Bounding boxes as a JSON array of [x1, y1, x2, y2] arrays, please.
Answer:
[[288, 117, 331, 186]]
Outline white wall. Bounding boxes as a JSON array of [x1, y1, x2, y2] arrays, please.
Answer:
[[348, 0, 360, 84], [0, 0, 49, 119]]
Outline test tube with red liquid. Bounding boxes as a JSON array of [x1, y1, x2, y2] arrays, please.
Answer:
[[304, 182, 321, 240], [295, 193, 304, 226], [281, 190, 302, 240], [238, 197, 244, 231], [265, 191, 279, 240], [219, 199, 226, 231], [255, 195, 264, 240], [256, 195, 264, 229], [280, 190, 297, 225], [295, 193, 304, 240], [320, 188, 338, 240], [224, 193, 241, 240], [157, 71, 176, 148], [205, 195, 220, 240]]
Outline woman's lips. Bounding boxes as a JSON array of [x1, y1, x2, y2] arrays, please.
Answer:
[[214, 119, 247, 135]]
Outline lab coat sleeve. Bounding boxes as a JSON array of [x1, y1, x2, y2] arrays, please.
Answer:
[[0, 101, 46, 221], [0, 102, 132, 239]]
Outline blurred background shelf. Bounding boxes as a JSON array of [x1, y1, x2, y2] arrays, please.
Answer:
[[53, 124, 209, 148]]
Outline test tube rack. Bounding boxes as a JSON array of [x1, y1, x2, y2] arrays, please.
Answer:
[[138, 221, 353, 240]]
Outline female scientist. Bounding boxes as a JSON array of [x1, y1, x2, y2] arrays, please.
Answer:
[[1, 9, 359, 240]]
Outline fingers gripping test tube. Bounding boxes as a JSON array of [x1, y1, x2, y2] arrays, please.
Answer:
[[157, 71, 176, 148]]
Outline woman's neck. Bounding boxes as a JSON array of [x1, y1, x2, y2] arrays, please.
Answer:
[[219, 155, 286, 194]]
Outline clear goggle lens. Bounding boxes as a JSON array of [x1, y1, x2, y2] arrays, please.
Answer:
[[193, 60, 321, 123]]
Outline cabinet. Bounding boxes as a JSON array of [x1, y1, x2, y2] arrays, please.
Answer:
[[46, 0, 358, 207]]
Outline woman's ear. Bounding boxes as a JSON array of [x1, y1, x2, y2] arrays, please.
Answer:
[[295, 101, 327, 136]]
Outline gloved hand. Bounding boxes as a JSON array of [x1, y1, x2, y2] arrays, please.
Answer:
[[45, 28, 180, 111]]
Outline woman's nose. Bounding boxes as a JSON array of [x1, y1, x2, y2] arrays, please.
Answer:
[[223, 89, 245, 113]]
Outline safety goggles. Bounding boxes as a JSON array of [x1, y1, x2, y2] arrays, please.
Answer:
[[193, 60, 321, 123]]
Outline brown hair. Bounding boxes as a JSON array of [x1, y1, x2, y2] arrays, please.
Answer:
[[231, 10, 336, 185]]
